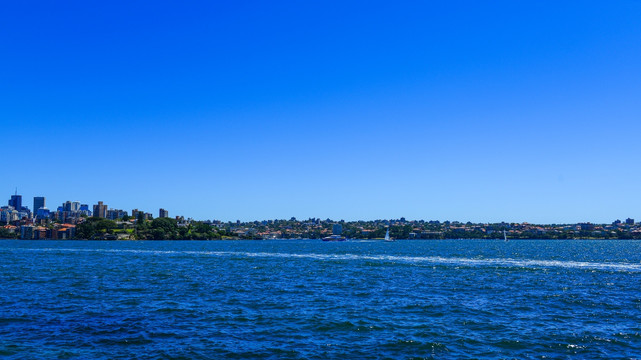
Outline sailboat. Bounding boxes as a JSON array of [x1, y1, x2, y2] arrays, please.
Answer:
[[384, 227, 393, 242], [503, 230, 509, 242]]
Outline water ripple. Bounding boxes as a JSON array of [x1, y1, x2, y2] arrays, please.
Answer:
[[13, 247, 641, 272], [1, 240, 640, 359]]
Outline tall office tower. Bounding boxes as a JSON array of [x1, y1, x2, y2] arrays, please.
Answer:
[[159, 208, 169, 218], [93, 201, 108, 218], [9, 194, 22, 210], [33, 197, 45, 212]]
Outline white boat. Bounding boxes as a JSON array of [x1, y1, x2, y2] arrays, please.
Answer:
[[384, 228, 393, 242], [504, 230, 508, 242], [322, 234, 345, 242]]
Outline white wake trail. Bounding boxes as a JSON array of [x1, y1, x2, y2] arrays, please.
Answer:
[[12, 247, 641, 272]]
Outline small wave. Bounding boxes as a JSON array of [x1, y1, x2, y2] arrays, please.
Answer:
[[14, 247, 641, 272]]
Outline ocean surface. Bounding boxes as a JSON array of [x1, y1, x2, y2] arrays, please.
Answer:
[[1, 239, 641, 359]]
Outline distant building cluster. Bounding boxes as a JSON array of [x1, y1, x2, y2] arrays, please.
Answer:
[[1, 190, 174, 240], [220, 217, 641, 240], [3, 189, 641, 241]]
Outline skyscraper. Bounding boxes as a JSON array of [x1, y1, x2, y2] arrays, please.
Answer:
[[93, 201, 107, 218], [9, 194, 22, 210], [159, 208, 169, 218], [33, 197, 45, 212]]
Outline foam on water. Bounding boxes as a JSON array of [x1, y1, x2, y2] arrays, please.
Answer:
[[13, 247, 641, 272]]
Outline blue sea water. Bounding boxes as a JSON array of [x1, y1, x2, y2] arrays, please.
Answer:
[[1, 239, 641, 359]]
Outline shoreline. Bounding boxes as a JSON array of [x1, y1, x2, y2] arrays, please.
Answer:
[[2, 237, 639, 241]]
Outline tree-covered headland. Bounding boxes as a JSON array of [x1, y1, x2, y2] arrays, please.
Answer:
[[74, 216, 233, 240]]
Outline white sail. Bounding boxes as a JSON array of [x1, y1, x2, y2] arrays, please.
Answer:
[[384, 228, 391, 242], [504, 230, 508, 242]]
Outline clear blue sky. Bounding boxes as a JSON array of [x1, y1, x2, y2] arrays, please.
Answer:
[[2, 1, 641, 223]]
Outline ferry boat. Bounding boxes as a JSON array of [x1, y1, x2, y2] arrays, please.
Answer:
[[322, 235, 346, 242]]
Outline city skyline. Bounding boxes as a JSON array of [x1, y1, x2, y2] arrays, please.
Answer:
[[3, 1, 641, 223], [2, 188, 639, 226], [3, 187, 641, 242]]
